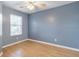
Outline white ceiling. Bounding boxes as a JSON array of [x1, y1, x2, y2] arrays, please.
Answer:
[[1, 1, 75, 14]]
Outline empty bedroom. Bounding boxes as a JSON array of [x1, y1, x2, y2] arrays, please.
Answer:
[[0, 0, 79, 57]]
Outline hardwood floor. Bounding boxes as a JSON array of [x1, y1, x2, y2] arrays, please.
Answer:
[[2, 40, 79, 57]]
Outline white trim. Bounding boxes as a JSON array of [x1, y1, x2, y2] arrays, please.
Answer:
[[28, 39, 79, 52], [2, 39, 29, 48], [2, 39, 79, 52], [0, 51, 3, 56]]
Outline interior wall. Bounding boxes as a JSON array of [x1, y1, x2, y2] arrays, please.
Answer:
[[29, 2, 79, 49], [0, 4, 2, 52], [2, 5, 28, 46]]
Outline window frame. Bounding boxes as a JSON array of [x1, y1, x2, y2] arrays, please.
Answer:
[[10, 14, 23, 36], [0, 13, 2, 36]]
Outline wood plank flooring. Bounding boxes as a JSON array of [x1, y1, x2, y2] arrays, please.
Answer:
[[2, 40, 79, 57]]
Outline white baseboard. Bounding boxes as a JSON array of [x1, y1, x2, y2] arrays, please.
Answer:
[[28, 39, 79, 52], [2, 39, 79, 52], [2, 39, 29, 48], [0, 51, 3, 56]]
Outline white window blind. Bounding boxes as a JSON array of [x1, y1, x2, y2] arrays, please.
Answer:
[[10, 14, 22, 36]]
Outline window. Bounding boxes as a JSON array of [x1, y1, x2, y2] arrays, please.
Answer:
[[0, 13, 2, 36], [10, 14, 22, 36]]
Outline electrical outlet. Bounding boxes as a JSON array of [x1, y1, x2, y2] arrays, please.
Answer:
[[54, 38, 57, 42]]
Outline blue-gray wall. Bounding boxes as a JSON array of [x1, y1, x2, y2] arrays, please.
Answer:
[[2, 5, 28, 46], [29, 2, 79, 49]]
